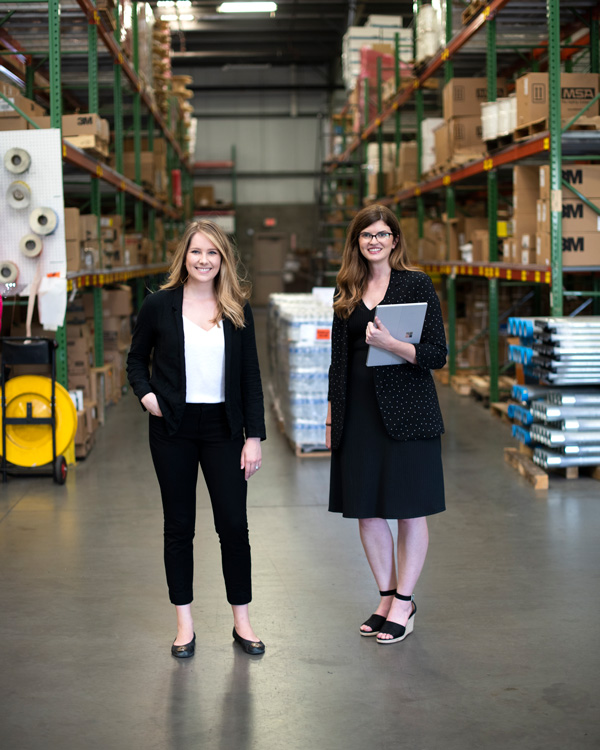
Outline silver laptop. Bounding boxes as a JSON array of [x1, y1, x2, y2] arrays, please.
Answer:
[[366, 302, 428, 367]]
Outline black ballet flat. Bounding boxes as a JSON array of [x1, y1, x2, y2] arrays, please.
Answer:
[[232, 627, 265, 655], [360, 589, 396, 637], [171, 633, 196, 658]]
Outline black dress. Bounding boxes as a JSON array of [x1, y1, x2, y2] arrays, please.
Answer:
[[328, 301, 445, 520]]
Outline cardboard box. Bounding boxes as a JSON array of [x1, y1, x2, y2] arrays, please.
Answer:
[[539, 164, 600, 201], [66, 239, 81, 272], [28, 116, 53, 130], [103, 286, 133, 317], [457, 216, 489, 245], [513, 165, 539, 213], [443, 78, 507, 119], [434, 122, 450, 167], [80, 214, 98, 242], [448, 116, 485, 157], [120, 152, 155, 184], [64, 208, 81, 244], [516, 72, 600, 126], [69, 373, 92, 401], [103, 316, 131, 349], [194, 186, 215, 207], [562, 198, 600, 233], [62, 113, 106, 138], [562, 232, 600, 266], [418, 220, 458, 262], [471, 230, 489, 262], [536, 200, 549, 235], [0, 93, 45, 119], [67, 338, 93, 375], [399, 141, 418, 183], [536, 232, 550, 265]]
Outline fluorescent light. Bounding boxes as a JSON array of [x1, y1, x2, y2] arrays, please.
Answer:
[[157, 1, 191, 6], [161, 13, 194, 20], [217, 2, 277, 13]]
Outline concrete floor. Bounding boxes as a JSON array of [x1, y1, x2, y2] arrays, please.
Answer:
[[1, 311, 599, 749]]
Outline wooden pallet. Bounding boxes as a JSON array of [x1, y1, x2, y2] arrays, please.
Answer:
[[515, 115, 600, 142], [484, 132, 514, 152], [490, 401, 511, 423], [462, 0, 487, 26], [64, 134, 109, 160], [504, 447, 549, 490], [469, 375, 514, 404], [75, 433, 96, 460], [450, 374, 473, 396]]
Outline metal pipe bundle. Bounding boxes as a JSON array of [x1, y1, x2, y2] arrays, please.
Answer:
[[530, 402, 600, 422], [547, 391, 600, 406], [533, 447, 600, 469], [530, 424, 600, 446]]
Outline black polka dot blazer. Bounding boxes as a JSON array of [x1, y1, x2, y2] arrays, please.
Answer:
[[328, 269, 447, 449]]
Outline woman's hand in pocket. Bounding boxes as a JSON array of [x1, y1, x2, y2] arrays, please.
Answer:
[[141, 392, 163, 417]]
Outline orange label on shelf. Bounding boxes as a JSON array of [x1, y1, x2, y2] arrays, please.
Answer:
[[96, 165, 103, 178], [443, 175, 451, 186], [442, 49, 449, 61], [316, 328, 331, 341], [506, 269, 512, 280], [521, 271, 527, 281]]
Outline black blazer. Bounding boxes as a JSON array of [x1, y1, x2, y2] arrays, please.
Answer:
[[328, 269, 447, 449], [127, 285, 266, 440]]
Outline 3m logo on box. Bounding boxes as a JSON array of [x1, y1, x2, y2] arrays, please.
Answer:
[[563, 169, 583, 185], [563, 237, 584, 252], [77, 116, 94, 125], [562, 87, 595, 101], [316, 328, 331, 341], [563, 203, 584, 219]]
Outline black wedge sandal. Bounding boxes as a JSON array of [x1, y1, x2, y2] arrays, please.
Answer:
[[359, 589, 396, 637], [376, 594, 417, 645]]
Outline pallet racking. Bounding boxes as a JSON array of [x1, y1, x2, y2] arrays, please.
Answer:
[[326, 0, 600, 403], [0, 0, 194, 386]]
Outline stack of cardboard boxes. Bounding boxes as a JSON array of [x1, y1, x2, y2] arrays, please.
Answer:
[[119, 137, 169, 199], [537, 165, 600, 267], [65, 208, 160, 272], [66, 315, 99, 459], [434, 78, 506, 170], [0, 82, 46, 130], [515, 72, 600, 130], [98, 286, 133, 404]]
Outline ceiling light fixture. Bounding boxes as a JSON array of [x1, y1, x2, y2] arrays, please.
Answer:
[[160, 13, 194, 20], [217, 2, 277, 13]]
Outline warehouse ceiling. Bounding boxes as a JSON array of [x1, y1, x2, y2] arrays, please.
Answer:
[[153, 1, 418, 68]]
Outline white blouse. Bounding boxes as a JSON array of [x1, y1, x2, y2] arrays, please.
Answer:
[[183, 315, 226, 403]]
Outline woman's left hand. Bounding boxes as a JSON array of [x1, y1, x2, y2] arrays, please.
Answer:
[[241, 437, 262, 480], [366, 316, 394, 351]]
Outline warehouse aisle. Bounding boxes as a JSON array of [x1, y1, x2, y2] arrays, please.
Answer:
[[1, 312, 599, 750]]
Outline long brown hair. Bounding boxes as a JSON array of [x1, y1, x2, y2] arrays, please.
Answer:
[[161, 220, 249, 329], [333, 204, 418, 319]]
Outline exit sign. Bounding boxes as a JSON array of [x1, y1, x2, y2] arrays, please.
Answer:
[[264, 217, 277, 227]]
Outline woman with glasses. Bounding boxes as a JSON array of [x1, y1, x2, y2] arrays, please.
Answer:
[[326, 204, 447, 645]]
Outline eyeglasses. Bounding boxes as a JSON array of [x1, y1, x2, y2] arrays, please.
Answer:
[[359, 232, 393, 241]]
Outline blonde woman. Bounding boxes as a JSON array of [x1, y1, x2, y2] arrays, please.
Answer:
[[326, 205, 447, 645], [127, 220, 266, 656]]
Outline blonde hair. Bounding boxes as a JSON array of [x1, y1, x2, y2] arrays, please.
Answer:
[[333, 204, 418, 319], [161, 220, 250, 329]]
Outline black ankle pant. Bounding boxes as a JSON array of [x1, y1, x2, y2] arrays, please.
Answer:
[[148, 403, 251, 606]]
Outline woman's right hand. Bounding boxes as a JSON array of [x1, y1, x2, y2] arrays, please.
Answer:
[[141, 392, 163, 417], [325, 424, 331, 450]]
